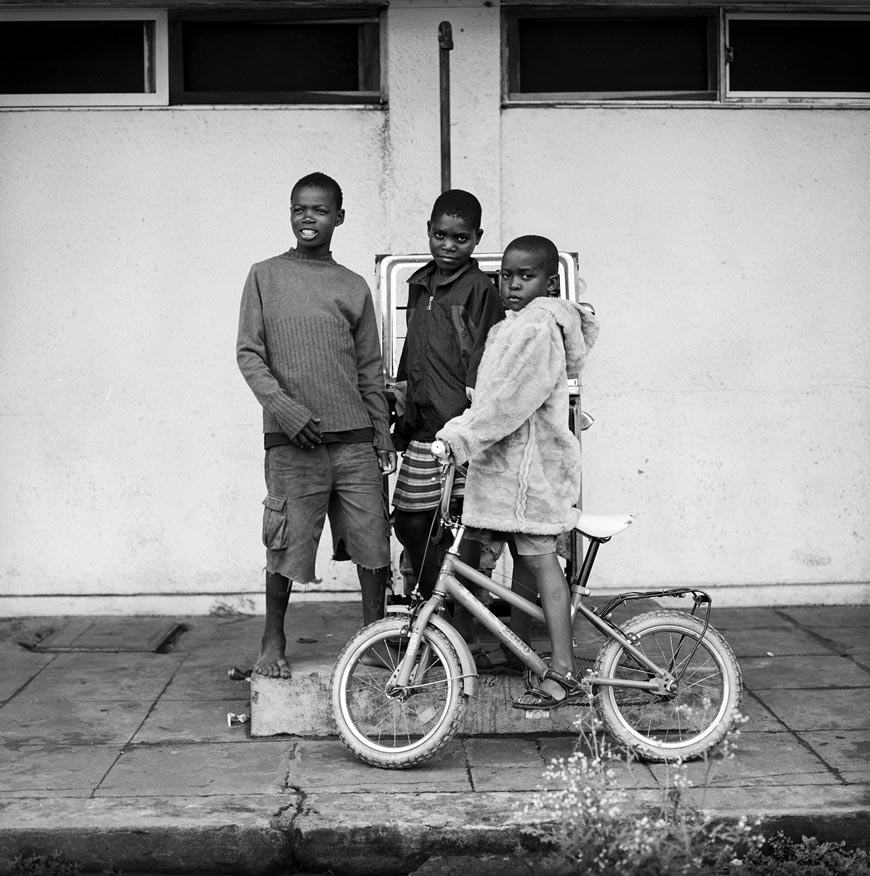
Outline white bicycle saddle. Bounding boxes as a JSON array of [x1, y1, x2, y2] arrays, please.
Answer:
[[571, 512, 634, 539]]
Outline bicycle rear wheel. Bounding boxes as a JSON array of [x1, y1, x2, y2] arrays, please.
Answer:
[[331, 616, 466, 769], [593, 610, 742, 762]]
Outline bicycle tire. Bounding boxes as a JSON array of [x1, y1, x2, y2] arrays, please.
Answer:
[[331, 616, 466, 769], [593, 610, 742, 762]]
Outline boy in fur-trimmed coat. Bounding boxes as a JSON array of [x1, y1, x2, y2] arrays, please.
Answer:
[[436, 235, 599, 709]]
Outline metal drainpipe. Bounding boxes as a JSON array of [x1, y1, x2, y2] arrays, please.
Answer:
[[438, 21, 453, 193]]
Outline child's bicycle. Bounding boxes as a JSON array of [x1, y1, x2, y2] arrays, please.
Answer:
[[331, 442, 742, 769]]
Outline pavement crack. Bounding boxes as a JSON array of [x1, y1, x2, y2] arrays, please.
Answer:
[[787, 728, 850, 785], [461, 738, 476, 791], [270, 784, 306, 836], [277, 739, 299, 792], [744, 689, 789, 730], [776, 608, 869, 667]]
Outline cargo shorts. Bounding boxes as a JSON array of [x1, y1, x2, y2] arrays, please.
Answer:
[[262, 443, 390, 583]]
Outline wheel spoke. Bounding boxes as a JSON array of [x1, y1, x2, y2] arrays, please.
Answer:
[[333, 618, 465, 766], [594, 612, 741, 761]]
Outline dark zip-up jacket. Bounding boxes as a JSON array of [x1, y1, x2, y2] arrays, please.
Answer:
[[395, 258, 504, 447]]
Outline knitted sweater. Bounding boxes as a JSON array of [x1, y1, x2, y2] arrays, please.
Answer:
[[237, 249, 392, 452], [437, 298, 599, 535]]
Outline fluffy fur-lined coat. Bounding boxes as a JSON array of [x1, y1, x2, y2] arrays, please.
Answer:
[[437, 297, 599, 535]]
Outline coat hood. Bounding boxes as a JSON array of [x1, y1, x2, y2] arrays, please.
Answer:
[[517, 297, 600, 377]]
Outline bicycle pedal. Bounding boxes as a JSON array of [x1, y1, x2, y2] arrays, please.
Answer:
[[523, 709, 551, 720]]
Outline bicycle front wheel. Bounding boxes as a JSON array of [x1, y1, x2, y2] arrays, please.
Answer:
[[593, 610, 742, 762], [331, 616, 466, 769]]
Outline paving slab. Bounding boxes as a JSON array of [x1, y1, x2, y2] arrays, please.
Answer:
[[811, 627, 870, 654], [797, 729, 870, 782], [160, 659, 253, 700], [289, 739, 472, 793], [94, 740, 293, 797], [757, 687, 870, 731], [703, 607, 795, 629], [0, 742, 122, 797], [741, 653, 870, 689], [15, 655, 183, 702], [780, 606, 870, 628], [536, 736, 661, 788], [132, 697, 253, 743], [649, 730, 836, 788], [29, 617, 183, 653], [737, 690, 784, 731], [21, 650, 185, 674], [0, 649, 41, 676], [175, 615, 262, 647], [0, 662, 50, 704], [717, 624, 839, 657], [462, 737, 554, 792], [0, 630, 55, 702], [464, 735, 658, 792], [0, 698, 152, 745]]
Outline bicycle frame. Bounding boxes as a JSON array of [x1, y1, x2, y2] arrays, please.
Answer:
[[394, 530, 679, 696], [391, 459, 716, 697]]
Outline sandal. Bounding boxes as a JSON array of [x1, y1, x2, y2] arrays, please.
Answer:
[[512, 670, 586, 711]]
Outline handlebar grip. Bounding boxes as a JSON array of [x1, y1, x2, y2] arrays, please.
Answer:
[[431, 439, 449, 462]]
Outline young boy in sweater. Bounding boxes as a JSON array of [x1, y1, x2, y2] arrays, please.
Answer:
[[436, 235, 600, 708], [237, 172, 396, 679]]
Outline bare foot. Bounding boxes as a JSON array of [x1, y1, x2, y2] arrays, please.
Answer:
[[254, 633, 292, 679]]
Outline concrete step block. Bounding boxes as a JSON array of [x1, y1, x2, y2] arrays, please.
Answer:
[[250, 669, 588, 737]]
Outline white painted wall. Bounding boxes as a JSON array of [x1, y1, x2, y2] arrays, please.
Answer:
[[1, 2, 868, 614], [500, 107, 870, 605], [0, 107, 391, 614]]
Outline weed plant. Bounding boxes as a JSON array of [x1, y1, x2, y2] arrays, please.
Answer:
[[521, 704, 868, 876]]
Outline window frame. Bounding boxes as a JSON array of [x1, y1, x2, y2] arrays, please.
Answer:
[[167, 8, 383, 106], [504, 7, 719, 103], [0, 8, 168, 107], [724, 12, 870, 101], [503, 5, 870, 108]]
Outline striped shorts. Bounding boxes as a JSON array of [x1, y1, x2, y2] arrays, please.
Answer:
[[392, 439, 466, 512]]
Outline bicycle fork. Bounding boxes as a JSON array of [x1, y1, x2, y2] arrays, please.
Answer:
[[386, 589, 480, 696]]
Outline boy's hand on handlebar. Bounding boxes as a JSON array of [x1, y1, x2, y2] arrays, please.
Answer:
[[430, 439, 453, 464]]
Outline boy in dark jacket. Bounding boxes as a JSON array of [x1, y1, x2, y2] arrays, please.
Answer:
[[392, 190, 504, 657]]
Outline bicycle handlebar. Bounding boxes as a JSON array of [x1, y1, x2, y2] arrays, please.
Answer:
[[430, 439, 451, 464], [430, 440, 457, 522]]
